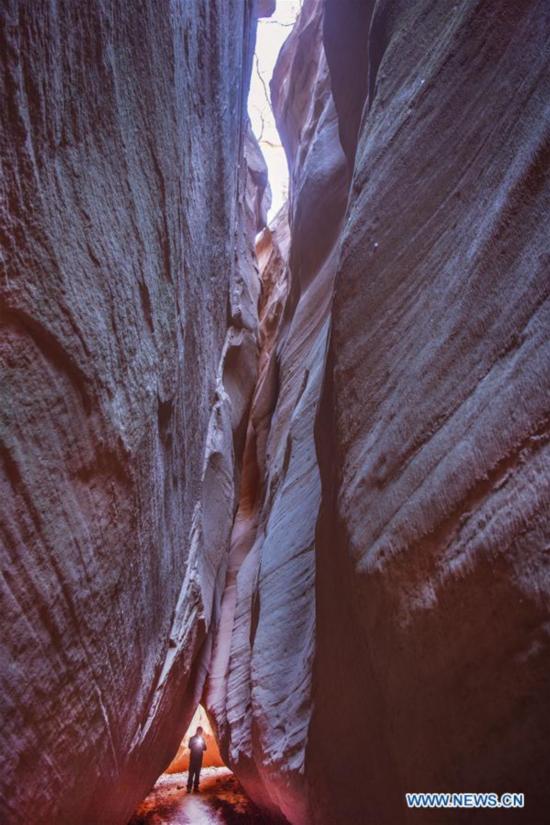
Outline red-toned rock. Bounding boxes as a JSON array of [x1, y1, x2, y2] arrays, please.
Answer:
[[0, 3, 270, 824], [311, 1, 550, 823], [207, 1, 550, 823], [165, 705, 224, 773], [3, 0, 549, 823], [205, 2, 348, 822], [205, 207, 292, 817]]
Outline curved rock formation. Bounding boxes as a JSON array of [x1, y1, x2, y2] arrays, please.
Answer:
[[205, 2, 348, 822], [2, 0, 549, 823], [311, 0, 550, 821], [0, 2, 271, 823], [208, 1, 550, 823]]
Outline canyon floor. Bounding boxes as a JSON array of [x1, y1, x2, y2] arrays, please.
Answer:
[[128, 768, 282, 825]]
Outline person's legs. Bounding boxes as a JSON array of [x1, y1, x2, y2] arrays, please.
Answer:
[[187, 763, 195, 792], [193, 758, 202, 790]]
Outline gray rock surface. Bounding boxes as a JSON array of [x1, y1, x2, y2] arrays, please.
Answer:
[[0, 2, 268, 823], [206, 2, 347, 822], [312, 1, 550, 823], [2, 1, 549, 823], [208, 1, 550, 823]]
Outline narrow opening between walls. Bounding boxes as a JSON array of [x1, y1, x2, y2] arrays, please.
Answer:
[[248, 0, 302, 224]]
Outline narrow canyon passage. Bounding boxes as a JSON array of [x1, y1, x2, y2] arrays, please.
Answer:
[[128, 769, 277, 825], [127, 706, 284, 825], [1, 1, 549, 824]]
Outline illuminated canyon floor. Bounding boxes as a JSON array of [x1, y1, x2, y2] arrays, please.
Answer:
[[128, 767, 282, 825]]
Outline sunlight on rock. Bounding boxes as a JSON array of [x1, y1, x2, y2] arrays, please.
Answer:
[[165, 705, 224, 773], [248, 0, 302, 220], [2, 0, 548, 823]]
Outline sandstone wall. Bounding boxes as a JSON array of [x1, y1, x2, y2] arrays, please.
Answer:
[[312, 1, 550, 823], [205, 2, 347, 822], [2, 1, 549, 823], [0, 2, 270, 823], [208, 1, 550, 823], [166, 704, 224, 773]]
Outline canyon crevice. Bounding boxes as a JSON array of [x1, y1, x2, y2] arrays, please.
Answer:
[[1, 1, 549, 824], [1, 1, 271, 822]]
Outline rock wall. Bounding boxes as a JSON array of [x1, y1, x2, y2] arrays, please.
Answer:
[[313, 0, 550, 823], [2, 1, 549, 824], [205, 2, 348, 822], [0, 2, 271, 823], [210, 0, 550, 824]]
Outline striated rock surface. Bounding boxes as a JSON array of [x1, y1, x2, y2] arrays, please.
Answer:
[[205, 206, 292, 818], [0, 2, 270, 824], [311, 1, 550, 823], [206, 2, 347, 822], [2, 0, 549, 823], [209, 1, 550, 824]]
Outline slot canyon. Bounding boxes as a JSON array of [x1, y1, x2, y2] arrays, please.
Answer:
[[1, 1, 549, 824]]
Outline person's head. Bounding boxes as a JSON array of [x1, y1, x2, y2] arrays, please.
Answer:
[[196, 726, 203, 736]]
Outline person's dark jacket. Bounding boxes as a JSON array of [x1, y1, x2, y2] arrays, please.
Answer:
[[189, 735, 207, 763]]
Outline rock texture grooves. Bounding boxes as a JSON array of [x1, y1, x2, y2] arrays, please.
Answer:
[[0, 2, 271, 823], [206, 1, 348, 822], [311, 1, 550, 822], [2, 1, 549, 824], [208, 1, 550, 824]]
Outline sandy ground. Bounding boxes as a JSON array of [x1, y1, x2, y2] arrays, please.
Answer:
[[127, 767, 284, 825]]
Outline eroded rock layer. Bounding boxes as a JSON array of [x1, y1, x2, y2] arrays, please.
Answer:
[[2, 1, 549, 824], [206, 2, 348, 822], [0, 2, 270, 823], [314, 1, 550, 823], [210, 1, 550, 824]]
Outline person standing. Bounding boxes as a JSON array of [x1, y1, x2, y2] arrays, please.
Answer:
[[187, 725, 207, 792]]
